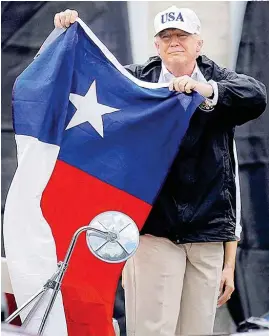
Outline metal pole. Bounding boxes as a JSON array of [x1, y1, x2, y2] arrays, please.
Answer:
[[5, 288, 45, 324], [38, 226, 108, 335], [21, 270, 61, 328], [5, 263, 62, 325]]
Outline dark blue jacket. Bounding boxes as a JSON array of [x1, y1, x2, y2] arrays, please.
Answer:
[[125, 55, 267, 243]]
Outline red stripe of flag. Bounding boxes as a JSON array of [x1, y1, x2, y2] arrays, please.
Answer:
[[41, 159, 151, 335]]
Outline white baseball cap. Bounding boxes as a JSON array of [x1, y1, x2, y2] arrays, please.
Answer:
[[154, 6, 201, 36]]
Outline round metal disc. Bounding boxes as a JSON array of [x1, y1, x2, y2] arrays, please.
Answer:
[[86, 211, 139, 263]]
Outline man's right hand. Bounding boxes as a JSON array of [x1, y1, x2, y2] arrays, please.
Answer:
[[54, 9, 79, 29]]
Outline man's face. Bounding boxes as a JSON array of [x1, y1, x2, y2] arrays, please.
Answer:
[[155, 28, 203, 66]]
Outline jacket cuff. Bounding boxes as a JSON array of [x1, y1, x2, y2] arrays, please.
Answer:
[[216, 82, 227, 104]]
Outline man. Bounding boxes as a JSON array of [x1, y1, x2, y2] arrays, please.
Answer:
[[54, 6, 267, 336]]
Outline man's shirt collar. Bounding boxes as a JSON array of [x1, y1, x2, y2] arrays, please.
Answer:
[[161, 62, 200, 83]]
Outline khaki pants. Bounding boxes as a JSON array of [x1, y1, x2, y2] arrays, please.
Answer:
[[123, 235, 224, 336]]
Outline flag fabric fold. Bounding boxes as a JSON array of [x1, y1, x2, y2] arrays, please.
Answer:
[[4, 18, 204, 336]]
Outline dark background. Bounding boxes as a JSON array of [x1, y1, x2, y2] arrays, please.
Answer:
[[230, 1, 269, 323]]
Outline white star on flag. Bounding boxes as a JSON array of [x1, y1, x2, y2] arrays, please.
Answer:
[[66, 80, 119, 137]]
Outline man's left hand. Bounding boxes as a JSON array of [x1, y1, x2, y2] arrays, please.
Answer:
[[217, 265, 235, 307], [169, 75, 214, 98]]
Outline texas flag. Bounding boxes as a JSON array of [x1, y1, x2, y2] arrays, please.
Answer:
[[4, 19, 204, 336]]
